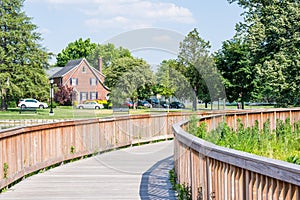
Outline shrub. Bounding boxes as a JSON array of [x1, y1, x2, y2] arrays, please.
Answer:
[[7, 101, 17, 108]]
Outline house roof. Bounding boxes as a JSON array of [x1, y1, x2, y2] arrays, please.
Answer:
[[50, 59, 83, 78], [50, 58, 110, 91], [45, 67, 63, 77]]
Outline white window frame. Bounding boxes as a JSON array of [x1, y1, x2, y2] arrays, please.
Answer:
[[90, 78, 97, 86], [90, 92, 98, 100]]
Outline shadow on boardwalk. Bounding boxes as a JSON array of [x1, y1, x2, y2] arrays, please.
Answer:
[[140, 156, 177, 200]]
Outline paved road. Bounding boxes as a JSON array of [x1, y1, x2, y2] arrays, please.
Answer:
[[0, 141, 176, 200]]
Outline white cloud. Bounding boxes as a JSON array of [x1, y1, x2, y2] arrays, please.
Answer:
[[84, 0, 195, 30], [39, 28, 51, 35], [85, 17, 151, 31], [28, 0, 195, 30]]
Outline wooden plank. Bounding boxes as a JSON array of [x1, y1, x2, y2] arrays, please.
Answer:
[[0, 141, 176, 199]]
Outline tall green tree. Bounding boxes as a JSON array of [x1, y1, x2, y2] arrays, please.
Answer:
[[178, 28, 216, 110], [155, 59, 193, 102], [105, 57, 154, 105], [0, 0, 50, 109], [86, 43, 132, 73], [155, 60, 177, 99], [56, 38, 96, 67], [228, 0, 300, 106], [215, 38, 255, 109]]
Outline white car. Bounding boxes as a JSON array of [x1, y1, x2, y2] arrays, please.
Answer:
[[77, 101, 104, 109], [18, 99, 48, 109]]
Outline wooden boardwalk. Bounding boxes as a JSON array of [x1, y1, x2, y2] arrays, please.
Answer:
[[0, 141, 176, 200]]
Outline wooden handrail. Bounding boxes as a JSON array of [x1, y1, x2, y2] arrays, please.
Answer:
[[173, 108, 300, 200], [0, 113, 192, 190]]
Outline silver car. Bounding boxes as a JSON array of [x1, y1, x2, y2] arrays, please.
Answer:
[[77, 101, 104, 109]]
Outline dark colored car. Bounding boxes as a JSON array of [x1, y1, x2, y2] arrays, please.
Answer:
[[147, 98, 159, 107], [137, 100, 152, 108], [159, 101, 169, 108], [169, 101, 185, 109]]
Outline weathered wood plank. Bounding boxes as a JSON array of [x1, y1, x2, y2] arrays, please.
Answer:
[[0, 141, 176, 200]]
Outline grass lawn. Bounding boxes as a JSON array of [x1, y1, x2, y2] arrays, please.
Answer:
[[0, 106, 184, 120], [0, 104, 277, 120], [0, 106, 115, 120]]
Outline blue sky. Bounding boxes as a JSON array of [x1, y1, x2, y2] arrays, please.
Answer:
[[24, 0, 244, 65]]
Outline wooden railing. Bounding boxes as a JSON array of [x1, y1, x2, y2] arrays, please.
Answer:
[[173, 108, 300, 200], [0, 113, 192, 190]]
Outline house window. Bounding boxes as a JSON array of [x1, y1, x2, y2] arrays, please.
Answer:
[[90, 92, 98, 100], [70, 78, 78, 86], [80, 92, 88, 101], [90, 78, 97, 86], [82, 66, 86, 73]]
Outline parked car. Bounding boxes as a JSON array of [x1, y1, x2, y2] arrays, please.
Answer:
[[137, 100, 152, 108], [124, 101, 134, 108], [169, 101, 185, 109], [159, 101, 169, 108], [77, 101, 104, 109], [18, 99, 48, 109], [147, 98, 159, 106]]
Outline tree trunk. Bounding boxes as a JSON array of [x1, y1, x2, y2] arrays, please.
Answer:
[[192, 89, 197, 111], [1, 95, 6, 111]]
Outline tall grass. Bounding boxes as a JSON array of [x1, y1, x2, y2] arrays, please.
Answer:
[[189, 116, 300, 165]]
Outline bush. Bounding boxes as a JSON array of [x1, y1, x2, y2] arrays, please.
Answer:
[[50, 101, 58, 108], [7, 101, 17, 108]]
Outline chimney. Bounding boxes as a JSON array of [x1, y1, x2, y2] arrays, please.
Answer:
[[98, 57, 103, 74]]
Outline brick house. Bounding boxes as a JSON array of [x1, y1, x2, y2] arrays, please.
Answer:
[[50, 58, 110, 103]]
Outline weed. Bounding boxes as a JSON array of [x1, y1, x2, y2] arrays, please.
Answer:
[[3, 163, 8, 179], [169, 169, 192, 200], [70, 146, 75, 154]]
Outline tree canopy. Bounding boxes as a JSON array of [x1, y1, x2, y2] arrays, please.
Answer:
[[86, 43, 132, 73], [104, 57, 155, 105], [0, 0, 50, 108], [227, 0, 300, 106], [214, 38, 255, 108], [155, 59, 194, 102], [55, 38, 96, 67], [178, 28, 215, 110]]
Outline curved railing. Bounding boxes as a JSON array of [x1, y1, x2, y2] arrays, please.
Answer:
[[0, 113, 191, 190], [173, 108, 300, 200]]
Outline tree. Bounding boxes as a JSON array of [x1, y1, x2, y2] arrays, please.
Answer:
[[155, 60, 177, 98], [54, 85, 73, 106], [105, 57, 154, 106], [228, 0, 300, 106], [0, 0, 50, 109], [56, 38, 96, 67], [178, 28, 217, 110], [155, 59, 193, 102], [86, 43, 132, 73], [215, 38, 255, 109]]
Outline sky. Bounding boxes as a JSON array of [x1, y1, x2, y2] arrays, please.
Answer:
[[23, 0, 244, 65]]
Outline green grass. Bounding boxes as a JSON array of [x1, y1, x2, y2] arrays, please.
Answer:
[[0, 107, 114, 120], [0, 104, 277, 121], [0, 106, 188, 120]]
